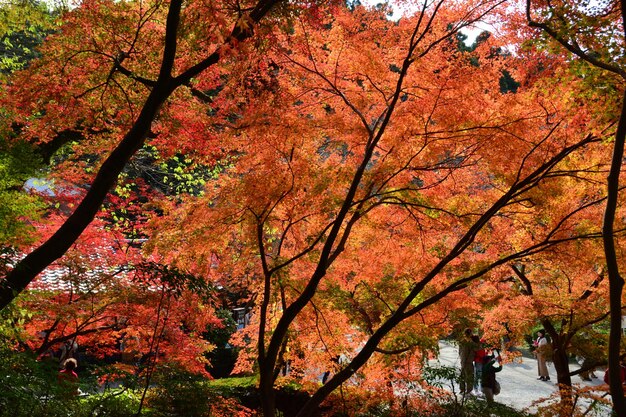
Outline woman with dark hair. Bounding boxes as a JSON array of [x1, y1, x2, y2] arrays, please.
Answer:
[[481, 352, 502, 406], [58, 358, 79, 396], [533, 330, 550, 381]]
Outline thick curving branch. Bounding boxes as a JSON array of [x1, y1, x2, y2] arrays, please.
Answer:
[[0, 0, 284, 311]]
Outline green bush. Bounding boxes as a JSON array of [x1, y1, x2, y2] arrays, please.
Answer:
[[0, 345, 69, 417], [145, 366, 257, 416], [433, 399, 531, 417], [79, 390, 144, 417]]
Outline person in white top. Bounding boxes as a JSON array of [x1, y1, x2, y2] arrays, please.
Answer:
[[533, 330, 550, 381]]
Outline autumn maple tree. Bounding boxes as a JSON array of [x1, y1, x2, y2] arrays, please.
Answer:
[[1, 0, 624, 416], [524, 0, 626, 414], [0, 0, 288, 310], [139, 1, 619, 416]]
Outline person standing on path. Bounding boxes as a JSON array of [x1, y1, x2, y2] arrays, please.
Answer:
[[472, 335, 486, 394], [533, 330, 550, 381], [458, 328, 477, 394], [481, 353, 503, 406]]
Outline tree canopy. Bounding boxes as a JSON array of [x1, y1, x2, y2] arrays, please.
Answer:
[[0, 0, 625, 416]]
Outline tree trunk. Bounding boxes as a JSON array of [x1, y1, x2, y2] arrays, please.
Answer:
[[603, 88, 626, 417], [551, 342, 574, 417], [259, 364, 276, 417]]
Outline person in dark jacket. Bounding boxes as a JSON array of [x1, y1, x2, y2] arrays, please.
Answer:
[[481, 353, 502, 406]]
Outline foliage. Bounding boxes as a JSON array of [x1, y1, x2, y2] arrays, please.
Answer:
[[77, 390, 144, 417], [0, 340, 251, 417], [531, 384, 612, 417], [126, 146, 224, 197], [105, 147, 225, 240], [0, 138, 45, 245], [0, 1, 58, 248], [0, 0, 622, 415], [153, 1, 611, 414], [0, 343, 91, 417], [11, 236, 220, 376], [422, 365, 459, 391], [204, 308, 239, 378], [429, 400, 531, 417], [146, 370, 257, 416], [0, 0, 57, 76]]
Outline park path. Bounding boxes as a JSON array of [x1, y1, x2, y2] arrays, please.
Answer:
[[431, 341, 607, 412]]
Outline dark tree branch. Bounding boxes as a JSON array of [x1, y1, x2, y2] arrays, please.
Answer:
[[526, 0, 626, 79], [0, 0, 283, 311]]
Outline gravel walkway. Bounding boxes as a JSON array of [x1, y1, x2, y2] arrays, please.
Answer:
[[430, 341, 609, 413]]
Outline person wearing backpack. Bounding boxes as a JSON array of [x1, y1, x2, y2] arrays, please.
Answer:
[[481, 351, 503, 406]]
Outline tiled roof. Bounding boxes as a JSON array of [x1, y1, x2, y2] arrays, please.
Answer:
[[29, 265, 128, 293]]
